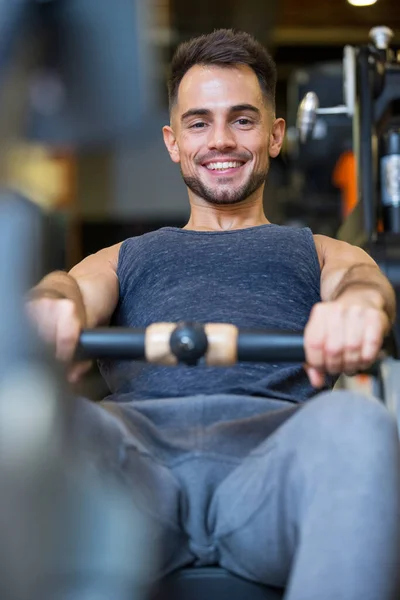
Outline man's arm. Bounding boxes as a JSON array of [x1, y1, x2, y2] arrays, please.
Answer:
[[304, 235, 396, 388], [30, 243, 122, 328], [315, 234, 396, 326], [68, 243, 121, 327], [27, 243, 122, 381]]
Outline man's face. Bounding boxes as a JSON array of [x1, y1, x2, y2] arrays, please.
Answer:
[[163, 64, 284, 206]]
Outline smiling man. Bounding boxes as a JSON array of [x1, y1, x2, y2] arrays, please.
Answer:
[[28, 29, 400, 600], [163, 61, 281, 211]]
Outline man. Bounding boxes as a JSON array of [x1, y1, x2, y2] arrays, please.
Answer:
[[28, 29, 400, 600]]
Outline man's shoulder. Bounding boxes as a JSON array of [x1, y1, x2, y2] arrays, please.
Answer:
[[312, 234, 353, 270], [120, 227, 169, 246], [311, 233, 332, 270], [312, 234, 375, 272], [69, 241, 123, 279]]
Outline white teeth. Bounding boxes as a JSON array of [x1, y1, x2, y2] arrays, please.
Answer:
[[206, 161, 243, 170]]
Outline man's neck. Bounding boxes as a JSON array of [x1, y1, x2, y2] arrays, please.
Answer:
[[183, 195, 270, 232]]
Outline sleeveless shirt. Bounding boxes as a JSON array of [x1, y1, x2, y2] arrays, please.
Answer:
[[98, 224, 332, 403]]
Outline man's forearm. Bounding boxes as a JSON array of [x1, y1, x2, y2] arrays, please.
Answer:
[[29, 271, 87, 325], [331, 263, 397, 325]]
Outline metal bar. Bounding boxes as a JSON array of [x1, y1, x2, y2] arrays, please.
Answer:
[[77, 326, 381, 376], [237, 331, 305, 362], [378, 357, 400, 417], [356, 46, 376, 240], [77, 328, 306, 363], [317, 105, 348, 115], [77, 328, 146, 360]]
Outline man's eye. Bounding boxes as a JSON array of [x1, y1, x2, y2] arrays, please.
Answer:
[[236, 118, 252, 126], [190, 122, 206, 129]]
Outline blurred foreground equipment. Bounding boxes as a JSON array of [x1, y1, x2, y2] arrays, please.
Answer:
[[0, 2, 157, 599], [28, 0, 157, 147]]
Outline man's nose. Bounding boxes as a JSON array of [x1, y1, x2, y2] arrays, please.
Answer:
[[207, 124, 237, 152]]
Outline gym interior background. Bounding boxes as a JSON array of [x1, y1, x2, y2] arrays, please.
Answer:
[[5, 0, 399, 269]]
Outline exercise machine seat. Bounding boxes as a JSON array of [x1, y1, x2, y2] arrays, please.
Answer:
[[153, 566, 284, 600]]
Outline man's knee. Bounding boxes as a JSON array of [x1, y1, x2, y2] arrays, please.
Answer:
[[312, 389, 396, 434], [289, 390, 399, 467]]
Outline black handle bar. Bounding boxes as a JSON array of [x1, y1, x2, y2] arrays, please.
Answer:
[[77, 327, 306, 363], [78, 328, 147, 361], [76, 325, 381, 377]]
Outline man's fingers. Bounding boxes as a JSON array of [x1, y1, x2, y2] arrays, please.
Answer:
[[68, 361, 93, 383], [54, 302, 81, 362], [303, 304, 328, 387], [305, 303, 345, 375], [342, 306, 364, 373], [304, 365, 325, 388], [304, 303, 327, 370], [26, 297, 90, 387], [360, 314, 386, 366], [304, 300, 388, 379], [324, 305, 345, 374], [26, 300, 57, 345]]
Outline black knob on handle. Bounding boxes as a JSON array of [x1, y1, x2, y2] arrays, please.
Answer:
[[170, 322, 208, 365]]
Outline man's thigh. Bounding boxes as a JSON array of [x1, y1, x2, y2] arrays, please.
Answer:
[[209, 390, 400, 589], [71, 397, 194, 577]]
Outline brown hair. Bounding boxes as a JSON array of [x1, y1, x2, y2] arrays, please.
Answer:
[[168, 29, 277, 111]]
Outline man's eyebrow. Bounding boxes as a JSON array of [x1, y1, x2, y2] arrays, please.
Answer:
[[180, 104, 261, 122], [181, 108, 211, 122], [230, 104, 261, 116]]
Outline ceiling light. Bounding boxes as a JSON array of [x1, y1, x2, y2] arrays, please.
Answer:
[[347, 0, 378, 6]]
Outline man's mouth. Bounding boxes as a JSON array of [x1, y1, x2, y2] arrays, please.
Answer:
[[202, 160, 245, 175]]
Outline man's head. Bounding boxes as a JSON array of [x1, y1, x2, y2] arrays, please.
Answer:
[[163, 29, 285, 207]]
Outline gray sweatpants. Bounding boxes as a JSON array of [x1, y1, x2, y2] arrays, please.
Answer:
[[72, 390, 400, 600]]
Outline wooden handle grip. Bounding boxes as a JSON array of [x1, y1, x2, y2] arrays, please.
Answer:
[[145, 323, 177, 365], [204, 323, 238, 366]]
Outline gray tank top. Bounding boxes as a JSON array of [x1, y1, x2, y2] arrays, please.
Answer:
[[99, 224, 331, 403]]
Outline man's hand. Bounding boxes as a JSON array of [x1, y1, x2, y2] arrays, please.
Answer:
[[26, 293, 92, 383], [303, 289, 390, 388]]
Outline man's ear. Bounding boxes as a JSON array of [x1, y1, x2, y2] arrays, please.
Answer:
[[269, 118, 286, 158], [162, 125, 180, 163]]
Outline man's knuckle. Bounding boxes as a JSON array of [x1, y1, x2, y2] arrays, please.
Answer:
[[365, 306, 380, 320], [57, 325, 79, 345], [311, 303, 324, 317], [306, 339, 323, 352], [347, 305, 363, 318], [57, 337, 75, 352], [325, 344, 342, 357], [36, 298, 54, 311], [345, 341, 361, 352], [365, 327, 382, 341], [330, 302, 344, 316], [59, 299, 76, 315]]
